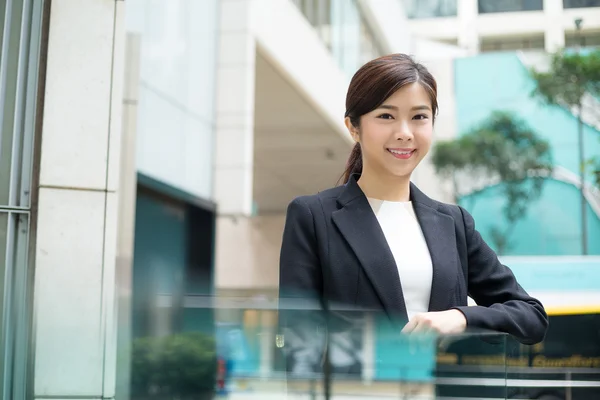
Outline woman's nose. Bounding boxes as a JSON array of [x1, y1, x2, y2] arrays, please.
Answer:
[[394, 122, 414, 141]]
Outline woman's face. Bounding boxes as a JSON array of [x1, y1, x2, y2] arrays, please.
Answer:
[[346, 82, 434, 180]]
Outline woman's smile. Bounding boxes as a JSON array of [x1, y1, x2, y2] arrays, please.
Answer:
[[387, 148, 416, 159]]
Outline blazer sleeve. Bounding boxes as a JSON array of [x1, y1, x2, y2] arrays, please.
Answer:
[[277, 197, 327, 374], [453, 206, 549, 345], [279, 196, 323, 303]]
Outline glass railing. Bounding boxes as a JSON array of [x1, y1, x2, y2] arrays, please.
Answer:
[[125, 298, 515, 398], [122, 294, 600, 399], [290, 0, 384, 78], [120, 295, 600, 400]]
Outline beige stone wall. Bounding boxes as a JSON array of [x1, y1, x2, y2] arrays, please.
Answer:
[[33, 1, 125, 397], [215, 214, 286, 291]]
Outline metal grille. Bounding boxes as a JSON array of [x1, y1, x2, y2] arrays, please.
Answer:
[[0, 0, 44, 398]]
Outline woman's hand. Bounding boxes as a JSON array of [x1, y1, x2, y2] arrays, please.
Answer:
[[401, 309, 467, 335]]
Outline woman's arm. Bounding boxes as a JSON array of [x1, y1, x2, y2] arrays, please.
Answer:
[[453, 206, 549, 345], [279, 196, 322, 303]]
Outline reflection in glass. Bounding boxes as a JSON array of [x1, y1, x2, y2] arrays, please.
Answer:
[[478, 0, 543, 13], [564, 0, 600, 8], [403, 0, 458, 19]]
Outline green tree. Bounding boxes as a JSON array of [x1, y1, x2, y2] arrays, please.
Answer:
[[431, 111, 553, 255], [592, 156, 600, 187], [131, 332, 217, 399], [530, 49, 600, 254]]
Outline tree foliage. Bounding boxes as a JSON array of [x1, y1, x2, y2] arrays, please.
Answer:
[[587, 150, 600, 188], [530, 49, 600, 187], [431, 111, 553, 254], [131, 332, 217, 399], [530, 49, 600, 108]]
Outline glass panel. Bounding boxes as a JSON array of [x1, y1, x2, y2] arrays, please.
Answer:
[[9, 212, 29, 400], [479, 0, 543, 13], [0, 0, 38, 209], [126, 0, 219, 200], [129, 300, 511, 398], [0, 0, 24, 206], [564, 0, 600, 8], [0, 212, 7, 398], [292, 0, 383, 78], [337, 0, 361, 77], [0, 212, 30, 400], [403, 0, 458, 19], [506, 314, 600, 398]]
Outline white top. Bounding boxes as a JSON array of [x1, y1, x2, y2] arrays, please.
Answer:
[[367, 198, 433, 321]]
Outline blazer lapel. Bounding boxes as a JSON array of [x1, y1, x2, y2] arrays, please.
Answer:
[[332, 176, 407, 321], [410, 183, 460, 312]]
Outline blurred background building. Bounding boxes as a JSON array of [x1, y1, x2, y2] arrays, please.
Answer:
[[0, 0, 599, 399], [406, 0, 600, 53], [403, 0, 600, 254]]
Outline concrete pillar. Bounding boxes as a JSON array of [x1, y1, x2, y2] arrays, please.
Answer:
[[114, 31, 142, 400], [32, 0, 124, 398], [544, 0, 566, 52], [457, 0, 479, 55], [214, 0, 257, 217]]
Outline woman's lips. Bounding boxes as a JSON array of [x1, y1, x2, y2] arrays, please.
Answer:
[[387, 148, 416, 159]]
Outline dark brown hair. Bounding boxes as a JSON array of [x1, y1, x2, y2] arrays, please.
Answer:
[[340, 54, 438, 184]]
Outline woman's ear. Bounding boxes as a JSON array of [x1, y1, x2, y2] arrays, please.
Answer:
[[344, 117, 360, 143]]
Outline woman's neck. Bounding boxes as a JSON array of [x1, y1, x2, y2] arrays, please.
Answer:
[[357, 168, 411, 202]]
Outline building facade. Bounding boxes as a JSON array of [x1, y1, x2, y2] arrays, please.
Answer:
[[0, 0, 432, 398], [405, 0, 600, 53], [403, 0, 600, 256]]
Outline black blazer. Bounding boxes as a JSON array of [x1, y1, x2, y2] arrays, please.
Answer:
[[279, 174, 548, 345]]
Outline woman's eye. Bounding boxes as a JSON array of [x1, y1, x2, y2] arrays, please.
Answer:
[[413, 114, 429, 120], [377, 113, 394, 120]]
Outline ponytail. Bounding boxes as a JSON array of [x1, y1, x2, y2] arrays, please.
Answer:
[[339, 142, 362, 185]]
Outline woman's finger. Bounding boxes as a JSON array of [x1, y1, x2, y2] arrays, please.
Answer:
[[401, 318, 418, 334], [411, 319, 433, 335]]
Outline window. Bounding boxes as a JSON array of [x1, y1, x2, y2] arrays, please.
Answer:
[[404, 0, 458, 19], [563, 0, 600, 8], [292, 0, 384, 77], [480, 34, 545, 52], [565, 31, 600, 47], [478, 0, 543, 13]]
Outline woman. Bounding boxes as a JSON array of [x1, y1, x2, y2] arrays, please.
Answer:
[[278, 54, 548, 365]]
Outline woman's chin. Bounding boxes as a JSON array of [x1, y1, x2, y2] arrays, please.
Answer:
[[385, 169, 415, 180]]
